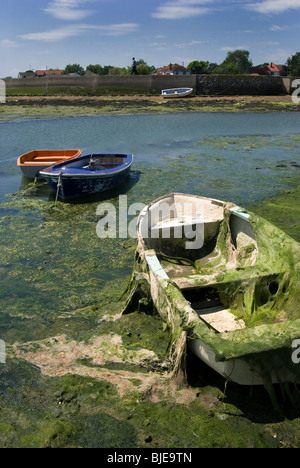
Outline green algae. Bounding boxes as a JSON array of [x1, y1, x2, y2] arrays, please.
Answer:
[[0, 360, 138, 448], [2, 357, 298, 448], [2, 95, 300, 123], [249, 184, 300, 244], [0, 193, 135, 333]]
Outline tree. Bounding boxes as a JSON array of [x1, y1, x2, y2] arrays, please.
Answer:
[[215, 61, 240, 74], [215, 50, 253, 74], [136, 59, 155, 75], [108, 67, 124, 75], [123, 59, 155, 75], [187, 60, 210, 74], [86, 64, 103, 75], [86, 64, 113, 75], [63, 64, 85, 75], [287, 52, 300, 76]]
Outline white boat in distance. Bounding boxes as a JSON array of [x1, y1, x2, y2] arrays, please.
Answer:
[[162, 87, 193, 98]]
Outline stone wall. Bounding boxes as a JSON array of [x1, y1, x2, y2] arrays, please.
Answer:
[[196, 74, 286, 96], [4, 74, 291, 95], [4, 75, 196, 92]]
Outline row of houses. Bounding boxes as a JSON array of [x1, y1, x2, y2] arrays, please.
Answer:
[[18, 64, 191, 78], [18, 69, 64, 78], [18, 62, 289, 78], [153, 62, 289, 76]]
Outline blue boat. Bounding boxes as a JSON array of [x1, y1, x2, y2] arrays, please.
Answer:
[[40, 153, 133, 201]]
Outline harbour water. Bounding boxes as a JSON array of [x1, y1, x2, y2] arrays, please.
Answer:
[[0, 112, 300, 448], [1, 112, 300, 203]]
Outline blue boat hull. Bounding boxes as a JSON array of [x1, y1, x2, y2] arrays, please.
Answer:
[[44, 167, 131, 200], [40, 153, 133, 200]]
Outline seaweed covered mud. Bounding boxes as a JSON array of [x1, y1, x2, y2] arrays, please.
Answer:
[[123, 193, 300, 407], [2, 95, 300, 121]]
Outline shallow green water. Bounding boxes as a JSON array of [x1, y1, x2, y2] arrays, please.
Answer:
[[0, 113, 300, 447]]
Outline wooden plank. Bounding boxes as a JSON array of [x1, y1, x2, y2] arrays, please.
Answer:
[[197, 307, 246, 333]]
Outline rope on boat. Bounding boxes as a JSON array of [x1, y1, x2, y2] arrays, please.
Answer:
[[55, 172, 63, 203]]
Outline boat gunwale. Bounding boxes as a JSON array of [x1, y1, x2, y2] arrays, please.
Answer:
[[39, 153, 134, 178]]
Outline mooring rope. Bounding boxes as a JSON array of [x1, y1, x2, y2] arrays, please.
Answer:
[[55, 172, 63, 203]]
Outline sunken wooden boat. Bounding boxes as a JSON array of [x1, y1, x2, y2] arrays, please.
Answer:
[[124, 193, 300, 386], [17, 149, 82, 179], [162, 87, 193, 98], [40, 153, 133, 201]]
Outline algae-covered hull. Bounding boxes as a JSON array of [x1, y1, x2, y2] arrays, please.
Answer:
[[124, 193, 300, 386]]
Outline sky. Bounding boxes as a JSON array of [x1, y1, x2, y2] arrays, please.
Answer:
[[1, 0, 300, 78]]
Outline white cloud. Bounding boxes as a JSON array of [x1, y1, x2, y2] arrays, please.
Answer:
[[19, 26, 82, 42], [152, 0, 214, 20], [19, 23, 139, 42], [175, 39, 207, 48], [269, 24, 289, 31], [220, 46, 249, 52], [149, 42, 169, 51], [1, 39, 17, 47], [44, 0, 94, 20], [247, 0, 300, 14], [96, 23, 140, 36]]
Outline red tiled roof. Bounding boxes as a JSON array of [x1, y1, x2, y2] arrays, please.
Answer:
[[35, 70, 63, 76], [252, 63, 281, 75], [156, 64, 189, 73], [268, 62, 280, 72]]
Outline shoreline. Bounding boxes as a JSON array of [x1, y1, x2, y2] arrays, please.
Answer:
[[1, 94, 300, 119]]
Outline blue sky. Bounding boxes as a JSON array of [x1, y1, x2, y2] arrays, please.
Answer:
[[1, 0, 300, 77]]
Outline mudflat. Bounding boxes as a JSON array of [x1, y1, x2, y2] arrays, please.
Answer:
[[4, 94, 300, 115]]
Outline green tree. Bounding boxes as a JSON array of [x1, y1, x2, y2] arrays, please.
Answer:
[[86, 64, 113, 75], [215, 61, 240, 74], [187, 60, 210, 74], [63, 64, 85, 75], [123, 59, 155, 75], [136, 59, 155, 75], [215, 50, 253, 74], [108, 67, 124, 75], [287, 52, 300, 76], [86, 64, 102, 75]]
